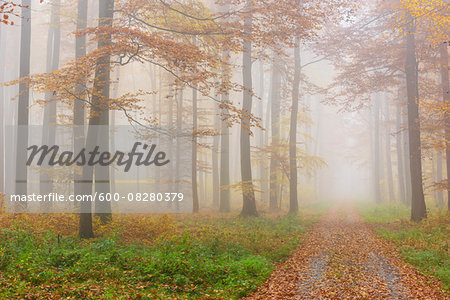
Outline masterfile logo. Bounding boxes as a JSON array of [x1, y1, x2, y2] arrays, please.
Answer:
[[26, 142, 170, 171], [4, 125, 192, 214]]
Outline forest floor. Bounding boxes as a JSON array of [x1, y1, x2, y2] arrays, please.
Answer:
[[246, 203, 448, 299]]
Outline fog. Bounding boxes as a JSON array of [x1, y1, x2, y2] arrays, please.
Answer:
[[0, 0, 447, 218]]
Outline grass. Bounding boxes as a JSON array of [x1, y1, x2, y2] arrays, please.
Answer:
[[0, 211, 316, 299], [359, 203, 450, 293]]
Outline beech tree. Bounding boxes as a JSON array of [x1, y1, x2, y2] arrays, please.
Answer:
[[15, 0, 31, 209]]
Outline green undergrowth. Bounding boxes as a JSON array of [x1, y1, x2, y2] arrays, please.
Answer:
[[0, 212, 316, 299], [360, 202, 449, 293]]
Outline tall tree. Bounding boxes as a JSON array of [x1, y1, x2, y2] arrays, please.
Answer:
[[15, 0, 31, 208], [40, 0, 61, 206], [240, 1, 257, 216], [93, 0, 114, 223], [269, 57, 281, 210], [384, 95, 395, 202], [212, 100, 220, 207], [373, 94, 382, 203], [80, 0, 114, 237], [219, 50, 231, 213], [405, 14, 426, 221], [396, 95, 406, 204], [0, 26, 5, 194], [192, 79, 199, 213], [440, 41, 449, 210], [403, 106, 412, 205], [289, 35, 301, 214], [73, 0, 88, 204]]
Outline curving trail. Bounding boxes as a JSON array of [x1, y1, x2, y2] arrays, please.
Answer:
[[246, 204, 447, 299]]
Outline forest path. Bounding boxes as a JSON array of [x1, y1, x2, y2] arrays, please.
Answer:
[[246, 204, 446, 299]]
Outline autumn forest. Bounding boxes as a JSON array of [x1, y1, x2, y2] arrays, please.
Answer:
[[0, 0, 448, 298]]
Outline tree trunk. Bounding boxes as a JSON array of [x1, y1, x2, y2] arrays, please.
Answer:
[[269, 57, 281, 210], [79, 0, 114, 237], [15, 0, 32, 207], [110, 67, 120, 194], [240, 2, 257, 217], [192, 80, 199, 213], [94, 0, 113, 223], [40, 0, 61, 208], [257, 60, 267, 203], [0, 26, 5, 194], [74, 0, 88, 207], [212, 101, 220, 207], [384, 96, 395, 202], [405, 15, 426, 221], [440, 41, 449, 210], [403, 105, 412, 206], [289, 36, 300, 214], [396, 96, 406, 204], [373, 94, 382, 203], [175, 87, 183, 211], [219, 54, 230, 212], [436, 150, 443, 206]]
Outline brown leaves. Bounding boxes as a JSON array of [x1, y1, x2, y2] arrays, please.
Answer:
[[246, 205, 447, 299]]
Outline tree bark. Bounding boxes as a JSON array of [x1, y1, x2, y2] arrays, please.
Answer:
[[436, 150, 443, 206], [79, 0, 114, 237], [240, 2, 257, 216], [403, 104, 412, 206], [74, 0, 88, 207], [384, 96, 395, 202], [219, 53, 231, 212], [373, 94, 382, 203], [257, 61, 268, 204], [40, 0, 61, 208], [405, 15, 426, 221], [289, 36, 300, 214], [0, 26, 5, 194], [269, 57, 281, 210], [192, 80, 199, 213], [15, 0, 32, 207], [440, 41, 449, 210], [212, 101, 220, 207], [396, 95, 406, 204]]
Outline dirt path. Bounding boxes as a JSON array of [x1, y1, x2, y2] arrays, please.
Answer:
[[246, 204, 447, 299]]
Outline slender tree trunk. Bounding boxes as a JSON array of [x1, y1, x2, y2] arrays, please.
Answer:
[[0, 26, 5, 194], [168, 83, 174, 195], [257, 60, 267, 203], [373, 94, 382, 203], [384, 96, 395, 202], [269, 57, 281, 210], [212, 101, 220, 207], [110, 67, 119, 194], [436, 149, 443, 206], [313, 99, 321, 201], [219, 53, 230, 212], [94, 0, 114, 223], [198, 146, 204, 203], [369, 106, 375, 201], [396, 96, 406, 204], [289, 36, 300, 214], [403, 105, 412, 206], [405, 15, 426, 221], [263, 66, 271, 204], [192, 80, 199, 213], [175, 87, 183, 211], [240, 2, 257, 216], [40, 0, 61, 207], [74, 0, 88, 206], [79, 0, 114, 237], [440, 41, 450, 210], [15, 0, 32, 208]]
